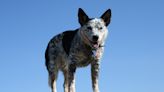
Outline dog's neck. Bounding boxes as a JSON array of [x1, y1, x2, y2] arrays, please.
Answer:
[[76, 28, 103, 60]]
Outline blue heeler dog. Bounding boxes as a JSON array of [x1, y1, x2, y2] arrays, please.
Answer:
[[45, 8, 111, 92]]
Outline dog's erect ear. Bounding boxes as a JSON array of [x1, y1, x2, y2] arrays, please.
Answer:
[[78, 8, 89, 26], [100, 9, 111, 26]]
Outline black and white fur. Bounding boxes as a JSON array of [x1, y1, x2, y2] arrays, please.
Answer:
[[45, 8, 111, 92]]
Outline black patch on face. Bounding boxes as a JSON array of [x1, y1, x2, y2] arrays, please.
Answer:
[[62, 29, 78, 55]]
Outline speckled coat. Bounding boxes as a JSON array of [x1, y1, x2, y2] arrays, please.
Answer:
[[45, 8, 111, 92]]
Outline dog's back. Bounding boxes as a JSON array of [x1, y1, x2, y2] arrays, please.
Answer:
[[45, 30, 78, 72]]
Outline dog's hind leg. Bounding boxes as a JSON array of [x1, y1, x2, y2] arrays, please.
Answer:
[[63, 70, 69, 92], [49, 68, 58, 92]]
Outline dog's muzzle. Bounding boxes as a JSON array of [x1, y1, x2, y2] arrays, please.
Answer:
[[92, 35, 99, 42], [91, 35, 99, 49], [80, 30, 104, 49]]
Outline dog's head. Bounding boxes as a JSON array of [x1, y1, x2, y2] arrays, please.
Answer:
[[78, 8, 111, 49]]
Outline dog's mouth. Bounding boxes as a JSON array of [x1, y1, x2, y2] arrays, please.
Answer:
[[91, 41, 99, 49]]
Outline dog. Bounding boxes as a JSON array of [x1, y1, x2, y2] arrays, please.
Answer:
[[45, 8, 111, 92]]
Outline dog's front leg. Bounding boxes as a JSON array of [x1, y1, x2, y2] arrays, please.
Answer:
[[91, 61, 100, 92], [68, 63, 76, 92]]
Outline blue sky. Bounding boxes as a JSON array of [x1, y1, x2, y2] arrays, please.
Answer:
[[0, 0, 164, 92]]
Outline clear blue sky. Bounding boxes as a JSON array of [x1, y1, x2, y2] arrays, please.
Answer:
[[0, 0, 164, 92]]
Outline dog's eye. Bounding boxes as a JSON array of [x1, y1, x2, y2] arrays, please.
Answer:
[[87, 26, 92, 30]]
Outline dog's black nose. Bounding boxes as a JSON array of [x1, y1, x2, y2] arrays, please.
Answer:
[[92, 35, 99, 41]]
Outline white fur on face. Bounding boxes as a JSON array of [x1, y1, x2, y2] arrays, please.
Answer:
[[81, 18, 108, 45]]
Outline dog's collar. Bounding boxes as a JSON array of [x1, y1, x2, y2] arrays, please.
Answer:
[[79, 29, 105, 60]]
